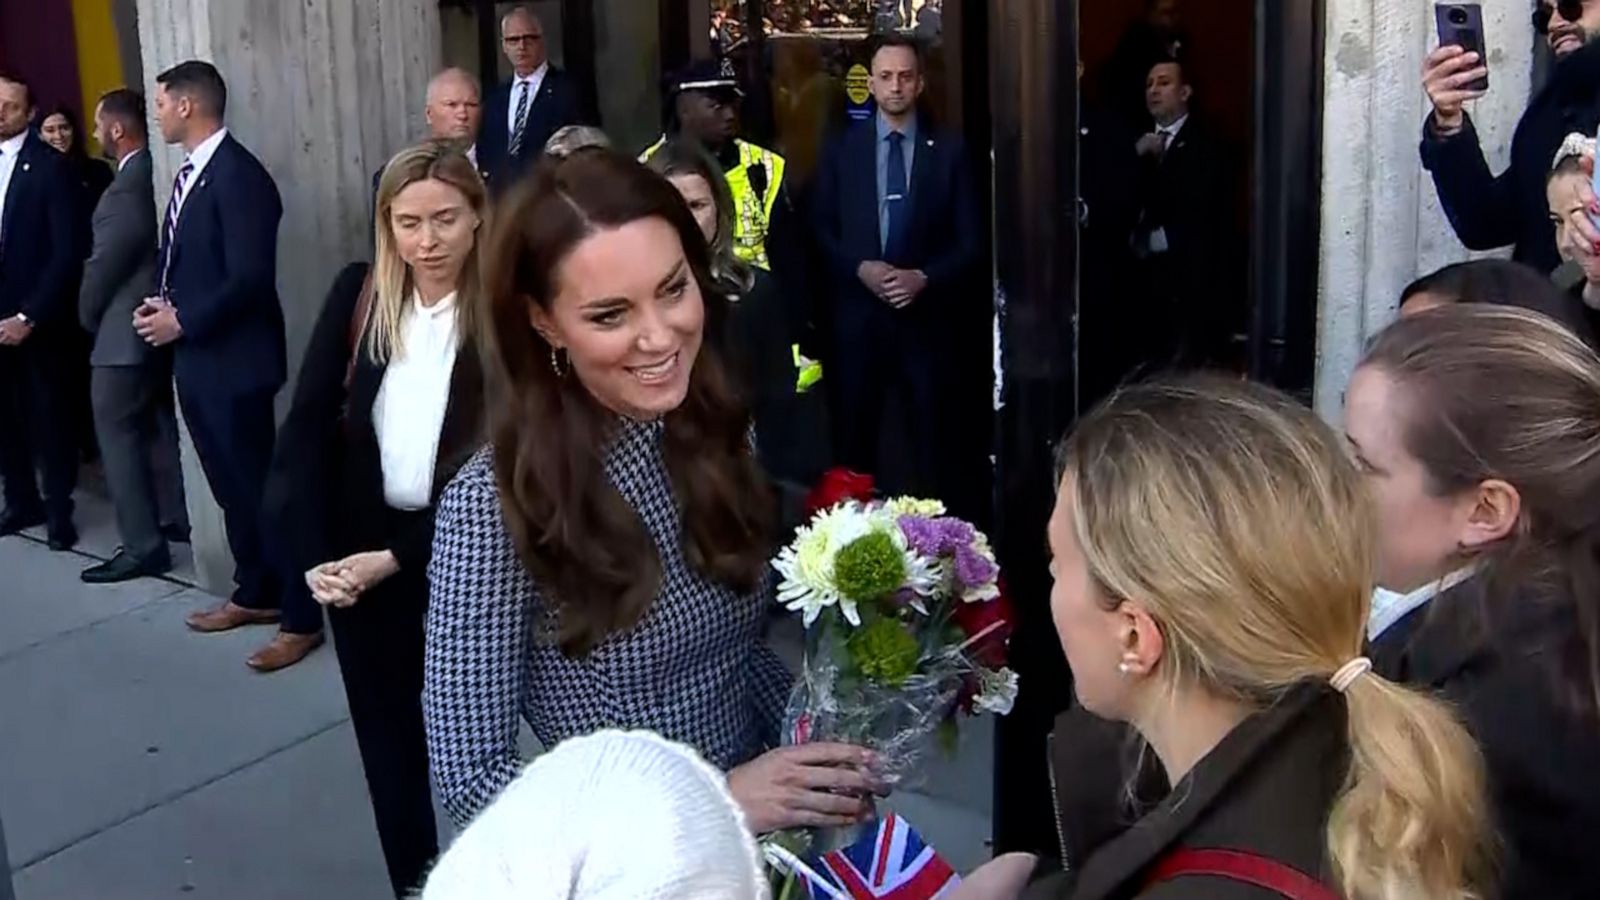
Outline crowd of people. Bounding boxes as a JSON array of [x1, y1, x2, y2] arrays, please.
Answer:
[[5, 1, 1600, 898]]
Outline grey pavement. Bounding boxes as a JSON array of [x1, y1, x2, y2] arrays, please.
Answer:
[[2, 492, 992, 899]]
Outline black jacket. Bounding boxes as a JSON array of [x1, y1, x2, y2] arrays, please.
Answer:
[[0, 132, 78, 327], [1026, 682, 1347, 900], [1421, 40, 1600, 273], [478, 68, 584, 190], [160, 133, 286, 396], [264, 263, 485, 578], [1371, 574, 1600, 899]]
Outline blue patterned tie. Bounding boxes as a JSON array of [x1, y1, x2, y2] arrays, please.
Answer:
[[508, 80, 532, 159], [883, 131, 909, 262], [160, 160, 194, 297]]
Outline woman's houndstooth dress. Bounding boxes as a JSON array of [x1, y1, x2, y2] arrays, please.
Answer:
[[423, 418, 793, 826]]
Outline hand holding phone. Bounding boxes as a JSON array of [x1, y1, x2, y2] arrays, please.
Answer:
[[1435, 4, 1490, 91]]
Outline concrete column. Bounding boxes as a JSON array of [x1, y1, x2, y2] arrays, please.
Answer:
[[1315, 0, 1532, 421], [134, 0, 441, 594]]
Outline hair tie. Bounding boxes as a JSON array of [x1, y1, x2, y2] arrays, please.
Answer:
[[1330, 657, 1373, 693]]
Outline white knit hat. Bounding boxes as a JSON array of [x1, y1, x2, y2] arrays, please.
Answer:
[[420, 730, 769, 900]]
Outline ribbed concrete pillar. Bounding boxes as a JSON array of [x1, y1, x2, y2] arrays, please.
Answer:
[[134, 0, 441, 594], [1315, 0, 1532, 421]]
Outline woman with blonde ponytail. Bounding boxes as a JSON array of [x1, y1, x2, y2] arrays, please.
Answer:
[[1348, 304, 1600, 898], [960, 375, 1492, 900]]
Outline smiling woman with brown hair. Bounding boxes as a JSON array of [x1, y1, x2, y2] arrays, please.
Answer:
[[423, 148, 880, 834]]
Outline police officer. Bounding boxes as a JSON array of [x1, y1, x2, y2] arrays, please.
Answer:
[[642, 58, 788, 272]]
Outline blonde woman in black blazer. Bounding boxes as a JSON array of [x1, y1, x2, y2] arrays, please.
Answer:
[[265, 141, 487, 897]]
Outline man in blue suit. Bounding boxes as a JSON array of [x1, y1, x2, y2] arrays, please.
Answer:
[[0, 72, 81, 549], [810, 34, 978, 504], [136, 60, 287, 638], [477, 5, 583, 191]]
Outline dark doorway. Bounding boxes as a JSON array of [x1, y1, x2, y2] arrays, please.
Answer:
[[991, 0, 1322, 857]]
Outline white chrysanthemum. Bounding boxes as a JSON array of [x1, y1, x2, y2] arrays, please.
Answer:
[[974, 667, 1020, 716], [773, 503, 878, 626], [884, 496, 947, 518]]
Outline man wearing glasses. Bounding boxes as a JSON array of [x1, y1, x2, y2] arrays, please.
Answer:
[[1420, 0, 1600, 273], [478, 5, 583, 191]]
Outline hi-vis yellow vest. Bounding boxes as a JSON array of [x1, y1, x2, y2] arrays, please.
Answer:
[[642, 137, 786, 270]]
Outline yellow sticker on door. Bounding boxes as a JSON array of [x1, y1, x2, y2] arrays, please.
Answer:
[[846, 64, 871, 105]]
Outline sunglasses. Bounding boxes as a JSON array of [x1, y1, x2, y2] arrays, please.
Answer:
[[1534, 0, 1587, 33]]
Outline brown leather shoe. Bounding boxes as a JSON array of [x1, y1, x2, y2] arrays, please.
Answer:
[[246, 630, 325, 673], [185, 601, 281, 634]]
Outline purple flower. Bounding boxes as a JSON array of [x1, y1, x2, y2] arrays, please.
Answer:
[[897, 516, 943, 558], [954, 545, 999, 590], [900, 516, 984, 564]]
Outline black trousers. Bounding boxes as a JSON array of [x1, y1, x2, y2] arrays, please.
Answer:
[[0, 334, 78, 526], [328, 512, 436, 897], [175, 383, 278, 607], [829, 301, 945, 501]]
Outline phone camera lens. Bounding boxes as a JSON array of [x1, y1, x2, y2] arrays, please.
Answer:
[[1448, 7, 1470, 25]]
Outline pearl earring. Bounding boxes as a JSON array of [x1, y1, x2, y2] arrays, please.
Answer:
[[1117, 660, 1133, 675]]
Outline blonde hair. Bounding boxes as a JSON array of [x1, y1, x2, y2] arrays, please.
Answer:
[[1058, 376, 1493, 900], [370, 141, 488, 363]]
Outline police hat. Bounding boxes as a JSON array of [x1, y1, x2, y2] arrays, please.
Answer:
[[667, 58, 744, 99]]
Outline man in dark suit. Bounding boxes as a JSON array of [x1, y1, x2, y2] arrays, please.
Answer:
[[0, 72, 80, 549], [371, 67, 486, 237], [79, 88, 189, 583], [1130, 58, 1231, 369], [477, 5, 582, 190], [137, 60, 286, 638], [811, 34, 978, 505]]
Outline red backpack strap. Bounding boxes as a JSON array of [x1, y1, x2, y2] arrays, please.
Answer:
[[1146, 848, 1341, 900]]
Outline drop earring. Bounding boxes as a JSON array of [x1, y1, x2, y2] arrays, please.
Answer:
[[550, 346, 569, 378]]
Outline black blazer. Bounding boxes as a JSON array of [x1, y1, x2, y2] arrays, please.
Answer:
[[265, 263, 485, 578], [160, 133, 286, 395], [0, 132, 77, 327], [810, 116, 979, 319], [1027, 682, 1347, 899], [1371, 575, 1600, 899], [478, 67, 583, 189], [1133, 115, 1228, 274]]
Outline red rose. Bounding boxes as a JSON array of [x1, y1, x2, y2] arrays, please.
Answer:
[[804, 467, 876, 516], [953, 579, 1015, 669]]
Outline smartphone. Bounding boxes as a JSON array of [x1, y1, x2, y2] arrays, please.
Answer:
[[1436, 3, 1490, 92]]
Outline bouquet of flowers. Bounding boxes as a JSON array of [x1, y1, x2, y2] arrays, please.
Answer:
[[762, 469, 1018, 895]]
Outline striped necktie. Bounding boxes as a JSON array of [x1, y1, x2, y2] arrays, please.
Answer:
[[507, 80, 532, 159], [160, 160, 195, 296]]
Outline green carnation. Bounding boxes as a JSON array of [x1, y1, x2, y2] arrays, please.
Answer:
[[847, 618, 921, 687], [833, 531, 906, 603]]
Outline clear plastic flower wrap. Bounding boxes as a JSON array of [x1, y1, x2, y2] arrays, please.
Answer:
[[782, 633, 965, 788], [763, 473, 1019, 893]]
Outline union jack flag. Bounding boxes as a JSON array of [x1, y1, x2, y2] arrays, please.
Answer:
[[796, 814, 960, 899]]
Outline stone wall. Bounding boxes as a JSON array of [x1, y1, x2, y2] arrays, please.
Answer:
[[1315, 0, 1534, 420], [135, 0, 441, 593]]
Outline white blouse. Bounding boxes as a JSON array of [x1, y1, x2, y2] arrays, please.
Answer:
[[373, 291, 460, 510]]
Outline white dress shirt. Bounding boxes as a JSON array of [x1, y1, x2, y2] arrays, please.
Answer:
[[373, 291, 460, 510], [172, 127, 229, 221], [506, 63, 549, 140], [118, 148, 141, 173], [0, 131, 28, 246], [1367, 566, 1477, 642], [1146, 114, 1188, 255]]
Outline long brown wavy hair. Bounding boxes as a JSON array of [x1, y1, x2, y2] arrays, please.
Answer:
[[481, 148, 774, 657]]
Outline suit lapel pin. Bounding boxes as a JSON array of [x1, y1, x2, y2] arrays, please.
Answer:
[[20, 162, 28, 172]]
